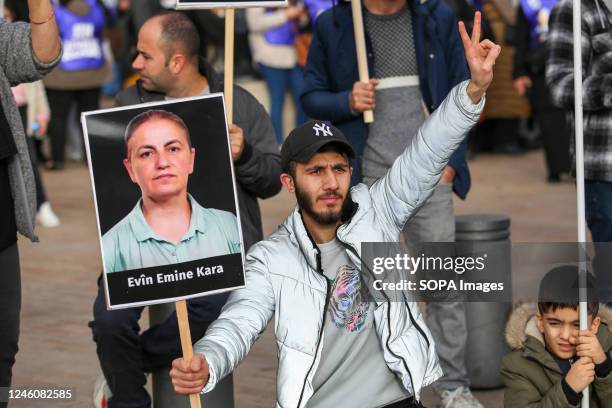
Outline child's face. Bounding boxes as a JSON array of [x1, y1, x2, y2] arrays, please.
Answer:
[[536, 307, 600, 359]]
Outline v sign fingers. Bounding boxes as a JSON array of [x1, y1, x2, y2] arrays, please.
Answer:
[[459, 12, 502, 103]]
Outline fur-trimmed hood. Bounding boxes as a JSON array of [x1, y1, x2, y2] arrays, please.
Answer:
[[505, 303, 612, 350]]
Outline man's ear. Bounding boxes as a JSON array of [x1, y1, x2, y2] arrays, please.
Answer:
[[123, 158, 138, 184], [280, 173, 295, 193], [536, 312, 545, 333], [169, 53, 186, 75]]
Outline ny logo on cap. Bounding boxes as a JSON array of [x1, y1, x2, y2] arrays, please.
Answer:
[[313, 123, 333, 137]]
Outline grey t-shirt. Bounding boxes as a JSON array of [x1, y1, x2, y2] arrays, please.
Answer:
[[362, 6, 428, 183], [307, 239, 410, 408]]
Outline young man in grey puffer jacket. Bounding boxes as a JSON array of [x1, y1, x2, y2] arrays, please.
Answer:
[[169, 16, 501, 408]]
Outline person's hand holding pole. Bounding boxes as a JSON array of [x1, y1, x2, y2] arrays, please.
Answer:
[[458, 11, 502, 104], [349, 79, 379, 114], [229, 123, 245, 162], [565, 357, 596, 394], [27, 0, 61, 64], [576, 329, 607, 365], [170, 354, 210, 396]]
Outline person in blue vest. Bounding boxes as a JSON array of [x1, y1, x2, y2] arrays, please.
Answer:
[[246, 6, 308, 145], [512, 0, 571, 182], [44, 0, 112, 170], [301, 2, 483, 407]]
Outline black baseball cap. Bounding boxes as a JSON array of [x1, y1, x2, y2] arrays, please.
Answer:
[[280, 120, 355, 171]]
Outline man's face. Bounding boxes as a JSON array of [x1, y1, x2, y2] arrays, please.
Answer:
[[123, 118, 195, 202], [132, 19, 173, 93], [536, 307, 599, 359], [291, 151, 352, 225]]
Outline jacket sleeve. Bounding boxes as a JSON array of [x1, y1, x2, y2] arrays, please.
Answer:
[[501, 362, 577, 408], [545, 0, 612, 111], [246, 8, 289, 32], [0, 21, 60, 86], [369, 81, 483, 235], [301, 18, 356, 122], [193, 245, 275, 392], [233, 87, 282, 199], [592, 370, 612, 408]]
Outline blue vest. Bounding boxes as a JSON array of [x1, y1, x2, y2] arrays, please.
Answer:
[[519, 0, 559, 48], [54, 0, 106, 71], [263, 10, 296, 45]]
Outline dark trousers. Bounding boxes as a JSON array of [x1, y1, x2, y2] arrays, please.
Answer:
[[586, 181, 612, 302], [0, 244, 20, 408], [46, 88, 100, 165], [534, 108, 571, 176], [89, 278, 228, 408]]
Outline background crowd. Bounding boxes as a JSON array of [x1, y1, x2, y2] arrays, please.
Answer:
[[2, 0, 580, 190]]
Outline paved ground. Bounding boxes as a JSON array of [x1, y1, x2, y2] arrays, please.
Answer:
[[10, 81, 580, 408]]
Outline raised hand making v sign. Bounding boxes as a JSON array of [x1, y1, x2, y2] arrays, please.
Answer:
[[459, 11, 502, 104]]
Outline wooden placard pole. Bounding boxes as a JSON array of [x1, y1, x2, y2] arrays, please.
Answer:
[[176, 300, 202, 408], [224, 9, 235, 123], [350, 0, 373, 124]]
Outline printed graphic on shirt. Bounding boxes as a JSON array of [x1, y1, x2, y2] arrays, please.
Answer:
[[328, 264, 369, 332]]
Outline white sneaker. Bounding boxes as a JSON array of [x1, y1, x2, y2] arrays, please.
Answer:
[[36, 202, 60, 228], [92, 374, 112, 408], [439, 386, 484, 408]]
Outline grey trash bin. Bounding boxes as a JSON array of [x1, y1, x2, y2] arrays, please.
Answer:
[[149, 303, 235, 408], [456, 214, 512, 389]]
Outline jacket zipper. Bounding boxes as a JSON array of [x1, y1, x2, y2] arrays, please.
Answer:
[[295, 213, 331, 408], [336, 236, 428, 399]]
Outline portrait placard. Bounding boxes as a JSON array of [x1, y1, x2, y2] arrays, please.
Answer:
[[82, 94, 246, 309]]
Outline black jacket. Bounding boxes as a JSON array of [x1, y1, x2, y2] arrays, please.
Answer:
[[116, 60, 282, 250], [512, 5, 556, 111]]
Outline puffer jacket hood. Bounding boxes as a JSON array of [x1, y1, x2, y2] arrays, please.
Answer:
[[194, 81, 484, 408], [505, 303, 612, 351]]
